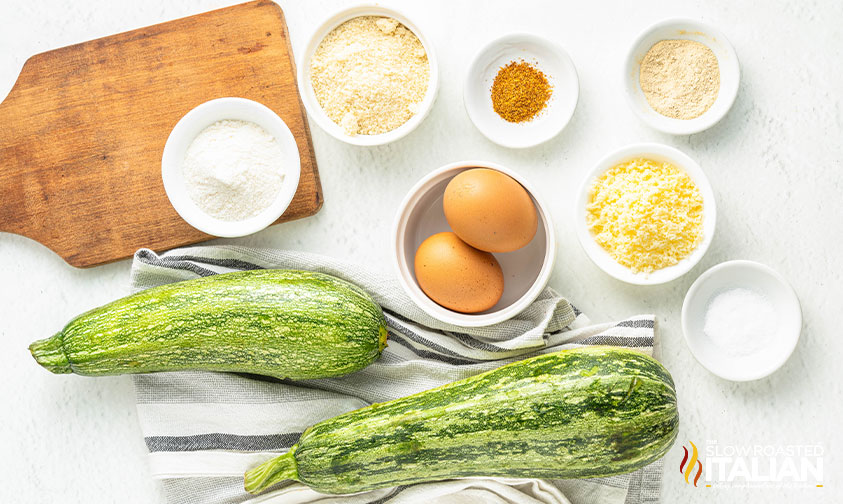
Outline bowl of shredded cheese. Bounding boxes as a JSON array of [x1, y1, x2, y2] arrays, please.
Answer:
[[299, 5, 439, 146], [575, 143, 716, 285]]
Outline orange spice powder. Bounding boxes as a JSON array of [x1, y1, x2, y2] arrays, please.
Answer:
[[491, 60, 552, 123]]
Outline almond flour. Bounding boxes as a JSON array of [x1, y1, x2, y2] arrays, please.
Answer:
[[310, 16, 429, 136], [639, 39, 720, 120]]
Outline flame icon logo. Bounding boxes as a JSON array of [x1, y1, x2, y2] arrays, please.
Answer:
[[679, 441, 703, 487]]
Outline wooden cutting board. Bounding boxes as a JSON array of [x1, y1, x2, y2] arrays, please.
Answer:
[[0, 0, 322, 268]]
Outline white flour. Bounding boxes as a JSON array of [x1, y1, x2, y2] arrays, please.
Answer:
[[703, 288, 778, 356], [182, 120, 285, 221]]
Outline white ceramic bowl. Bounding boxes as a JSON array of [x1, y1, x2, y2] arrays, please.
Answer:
[[682, 260, 802, 381], [464, 33, 579, 148], [575, 143, 716, 285], [624, 18, 740, 135], [394, 161, 557, 327], [161, 97, 301, 238], [298, 4, 439, 146]]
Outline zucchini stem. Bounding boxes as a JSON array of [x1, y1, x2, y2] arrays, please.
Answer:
[[244, 445, 300, 494], [29, 333, 72, 374], [378, 325, 388, 352]]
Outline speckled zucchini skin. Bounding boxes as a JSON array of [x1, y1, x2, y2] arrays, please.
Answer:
[[29, 270, 388, 380], [244, 346, 678, 495]]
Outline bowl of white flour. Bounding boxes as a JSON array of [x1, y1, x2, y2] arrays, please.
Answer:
[[162, 97, 301, 237]]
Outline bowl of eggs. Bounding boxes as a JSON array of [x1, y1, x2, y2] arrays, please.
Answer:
[[393, 161, 556, 327]]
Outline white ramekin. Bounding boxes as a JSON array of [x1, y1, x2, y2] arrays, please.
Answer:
[[682, 260, 802, 381], [624, 18, 740, 135], [298, 4, 439, 146], [464, 33, 579, 148], [575, 143, 716, 285], [393, 160, 556, 327], [161, 97, 301, 238]]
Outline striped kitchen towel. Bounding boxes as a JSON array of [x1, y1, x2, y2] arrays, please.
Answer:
[[130, 246, 665, 504]]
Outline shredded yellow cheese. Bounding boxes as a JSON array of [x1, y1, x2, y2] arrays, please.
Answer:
[[586, 158, 704, 274]]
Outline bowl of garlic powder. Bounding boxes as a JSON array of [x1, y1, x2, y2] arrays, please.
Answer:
[[161, 97, 301, 237], [299, 5, 439, 146], [624, 18, 740, 135]]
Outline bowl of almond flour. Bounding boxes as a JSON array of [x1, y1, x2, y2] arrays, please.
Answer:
[[161, 97, 301, 237], [299, 5, 438, 146]]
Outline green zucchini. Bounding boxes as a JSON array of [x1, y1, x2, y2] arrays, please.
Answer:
[[29, 269, 388, 380], [245, 346, 678, 494]]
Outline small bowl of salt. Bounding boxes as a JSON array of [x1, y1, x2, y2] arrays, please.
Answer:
[[162, 97, 301, 237], [681, 260, 802, 381]]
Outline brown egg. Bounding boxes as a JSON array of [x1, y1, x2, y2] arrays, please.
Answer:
[[414, 232, 504, 313], [444, 168, 538, 253]]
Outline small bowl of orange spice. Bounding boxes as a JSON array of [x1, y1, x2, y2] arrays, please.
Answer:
[[464, 33, 579, 149]]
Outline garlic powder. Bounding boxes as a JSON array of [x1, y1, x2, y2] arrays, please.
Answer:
[[639, 40, 720, 120], [309, 16, 429, 136]]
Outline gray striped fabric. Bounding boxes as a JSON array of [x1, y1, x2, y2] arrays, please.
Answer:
[[129, 246, 664, 504]]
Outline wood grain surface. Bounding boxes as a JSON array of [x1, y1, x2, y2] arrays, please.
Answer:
[[0, 0, 322, 268]]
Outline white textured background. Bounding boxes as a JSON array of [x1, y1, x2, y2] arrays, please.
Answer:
[[1, 0, 841, 502]]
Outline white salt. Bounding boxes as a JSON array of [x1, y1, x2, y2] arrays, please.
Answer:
[[703, 288, 777, 356]]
